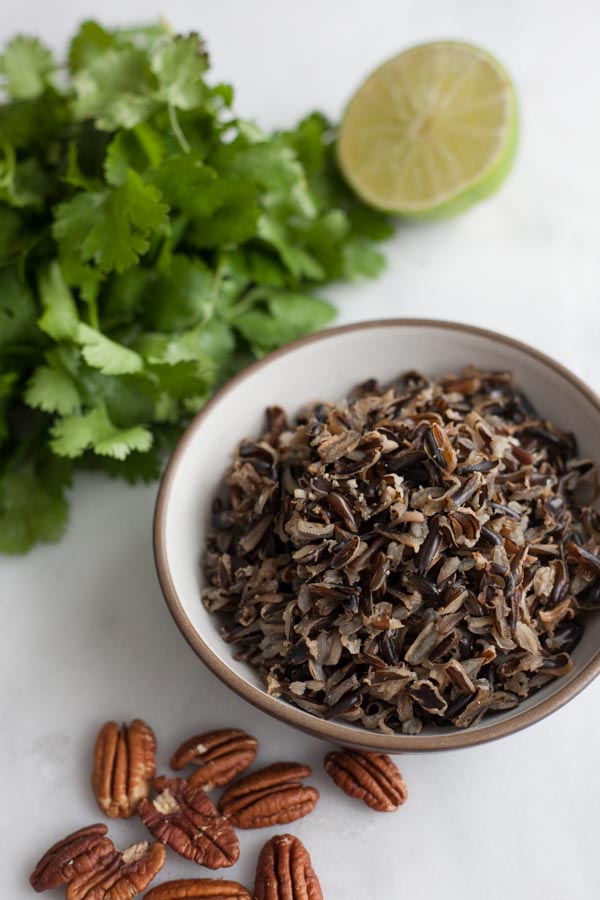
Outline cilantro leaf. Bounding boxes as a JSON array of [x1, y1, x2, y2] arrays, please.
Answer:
[[194, 318, 236, 372], [344, 203, 395, 242], [68, 20, 116, 73], [257, 214, 325, 281], [286, 210, 386, 281], [233, 289, 335, 352], [104, 126, 164, 186], [281, 111, 330, 174], [50, 404, 153, 459], [188, 183, 262, 247], [0, 144, 52, 209], [86, 171, 168, 272], [214, 138, 306, 195], [241, 248, 288, 287], [72, 48, 157, 130], [0, 268, 41, 354], [84, 443, 164, 483], [341, 238, 386, 279], [104, 131, 150, 187], [148, 360, 212, 406], [24, 365, 81, 415], [101, 374, 157, 427], [0, 36, 55, 99], [134, 327, 217, 414], [76, 323, 144, 375], [54, 170, 168, 274], [38, 262, 80, 340], [101, 267, 150, 322], [83, 422, 181, 483], [150, 153, 220, 217], [0, 454, 72, 554], [54, 254, 102, 305], [151, 34, 209, 110], [53, 192, 104, 264], [266, 290, 336, 334], [141, 254, 214, 331]]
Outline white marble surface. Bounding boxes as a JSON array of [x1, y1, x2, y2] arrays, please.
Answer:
[[3, 1, 600, 897]]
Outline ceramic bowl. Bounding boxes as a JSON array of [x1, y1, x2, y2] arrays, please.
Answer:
[[154, 319, 600, 751]]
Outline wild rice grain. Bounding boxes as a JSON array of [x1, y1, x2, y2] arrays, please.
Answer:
[[202, 368, 600, 732]]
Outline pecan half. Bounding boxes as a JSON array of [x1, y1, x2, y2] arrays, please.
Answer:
[[30, 824, 114, 892], [323, 748, 407, 811], [138, 776, 239, 869], [66, 841, 165, 900], [92, 719, 156, 818], [170, 729, 258, 791], [218, 763, 318, 828], [254, 834, 323, 900], [144, 878, 253, 899]]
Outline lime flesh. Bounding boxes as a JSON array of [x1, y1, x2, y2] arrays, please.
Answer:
[[337, 41, 518, 218]]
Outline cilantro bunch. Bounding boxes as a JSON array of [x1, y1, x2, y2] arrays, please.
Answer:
[[0, 21, 391, 554]]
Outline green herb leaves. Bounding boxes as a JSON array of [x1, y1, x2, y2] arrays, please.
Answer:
[[0, 455, 71, 554], [151, 34, 209, 111], [50, 405, 153, 460], [0, 36, 56, 100], [0, 20, 391, 553], [53, 171, 169, 274]]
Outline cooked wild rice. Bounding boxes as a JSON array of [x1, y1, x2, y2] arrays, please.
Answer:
[[202, 368, 600, 732]]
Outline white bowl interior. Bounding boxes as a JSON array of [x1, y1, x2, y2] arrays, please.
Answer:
[[162, 322, 600, 739]]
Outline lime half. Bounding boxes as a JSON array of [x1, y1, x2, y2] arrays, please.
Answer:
[[337, 41, 518, 218]]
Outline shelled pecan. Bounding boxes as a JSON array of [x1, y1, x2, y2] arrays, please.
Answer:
[[65, 840, 165, 900], [30, 824, 114, 892], [254, 834, 323, 900], [324, 748, 407, 811], [170, 729, 258, 791], [144, 879, 253, 899], [138, 776, 239, 868], [92, 719, 156, 818], [218, 763, 318, 828]]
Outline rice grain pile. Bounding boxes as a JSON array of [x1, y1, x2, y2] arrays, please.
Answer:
[[202, 368, 600, 733]]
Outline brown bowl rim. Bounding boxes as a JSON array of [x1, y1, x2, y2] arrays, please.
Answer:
[[153, 318, 600, 752]]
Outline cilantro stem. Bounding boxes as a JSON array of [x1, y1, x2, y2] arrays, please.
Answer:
[[168, 103, 190, 154], [226, 286, 263, 320], [203, 257, 226, 324], [170, 214, 190, 249], [87, 295, 99, 330], [133, 122, 164, 168]]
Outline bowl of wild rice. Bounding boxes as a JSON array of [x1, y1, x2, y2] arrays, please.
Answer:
[[154, 319, 600, 751]]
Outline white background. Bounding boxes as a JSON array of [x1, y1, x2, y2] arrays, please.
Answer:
[[3, 1, 600, 898]]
